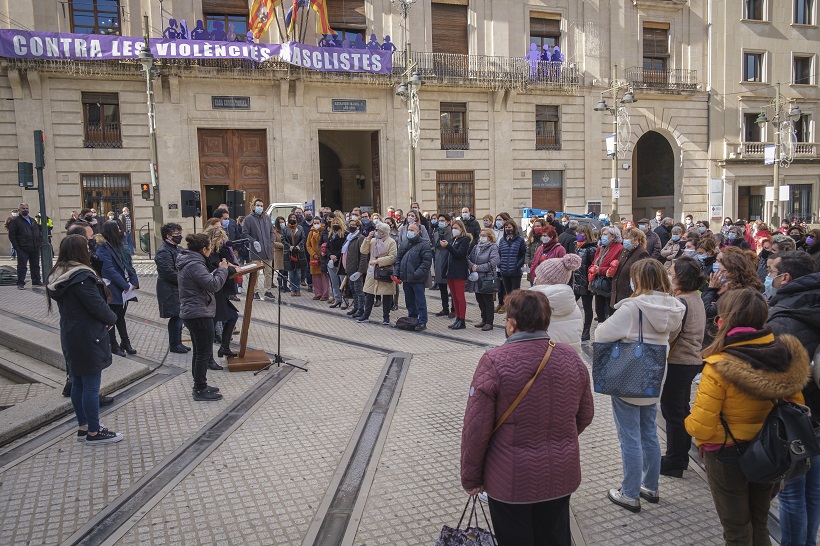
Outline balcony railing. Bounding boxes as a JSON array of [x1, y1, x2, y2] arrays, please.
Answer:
[[727, 141, 820, 159], [536, 130, 561, 150], [83, 122, 122, 148], [626, 67, 699, 91], [441, 129, 469, 150]]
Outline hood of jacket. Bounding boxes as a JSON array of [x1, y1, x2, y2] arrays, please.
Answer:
[[47, 263, 98, 299], [176, 249, 206, 271], [706, 331, 809, 400], [614, 291, 685, 333], [530, 284, 577, 317]]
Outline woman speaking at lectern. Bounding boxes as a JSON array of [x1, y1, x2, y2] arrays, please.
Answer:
[[177, 233, 229, 402]]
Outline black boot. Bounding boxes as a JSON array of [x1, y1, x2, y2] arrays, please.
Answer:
[[120, 339, 137, 355], [452, 319, 466, 330], [111, 343, 127, 357], [218, 346, 237, 358], [581, 328, 591, 342], [208, 359, 224, 371]]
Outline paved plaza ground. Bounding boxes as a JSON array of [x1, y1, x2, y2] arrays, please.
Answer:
[[0, 262, 778, 545]]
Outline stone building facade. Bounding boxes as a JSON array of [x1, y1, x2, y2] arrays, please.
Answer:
[[0, 0, 714, 254]]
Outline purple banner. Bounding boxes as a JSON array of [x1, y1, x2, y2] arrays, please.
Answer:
[[0, 29, 392, 74]]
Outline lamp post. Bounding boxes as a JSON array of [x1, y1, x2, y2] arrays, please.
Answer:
[[139, 15, 164, 251], [755, 83, 801, 228], [594, 78, 636, 223]]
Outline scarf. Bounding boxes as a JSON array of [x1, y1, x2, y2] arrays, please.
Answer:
[[342, 231, 359, 255], [372, 236, 386, 258]]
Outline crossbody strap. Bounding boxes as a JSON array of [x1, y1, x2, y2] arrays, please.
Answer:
[[492, 340, 556, 434]]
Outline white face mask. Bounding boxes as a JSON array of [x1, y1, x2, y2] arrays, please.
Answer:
[[452, 228, 461, 237], [479, 236, 488, 244]]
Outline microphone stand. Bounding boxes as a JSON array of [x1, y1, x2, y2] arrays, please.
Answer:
[[242, 238, 308, 374]]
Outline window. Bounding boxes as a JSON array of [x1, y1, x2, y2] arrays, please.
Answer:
[[794, 114, 811, 142], [530, 12, 561, 53], [70, 0, 120, 35], [81, 174, 131, 217], [440, 103, 468, 150], [795, 0, 814, 24], [745, 0, 765, 20], [531, 171, 564, 211], [743, 52, 764, 82], [436, 171, 475, 214], [535, 105, 560, 150], [643, 24, 669, 74], [789, 184, 813, 222], [82, 92, 121, 148], [794, 55, 813, 84], [202, 0, 249, 41], [328, 0, 366, 32], [743, 113, 763, 142], [431, 1, 468, 55]]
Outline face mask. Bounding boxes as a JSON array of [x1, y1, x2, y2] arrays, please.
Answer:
[[791, 234, 801, 241], [305, 214, 313, 222], [807, 236, 816, 246], [462, 213, 470, 221], [374, 232, 383, 239], [12, 212, 17, 217], [351, 215, 359, 221], [219, 220, 229, 229], [696, 253, 707, 262], [764, 275, 778, 298], [483, 220, 491, 228], [712, 263, 720, 273], [348, 226, 357, 233], [533, 227, 543, 235], [296, 214, 303, 221], [123, 212, 129, 217], [84, 215, 93, 222], [495, 220, 503, 229], [561, 221, 568, 227], [407, 217, 417, 224], [638, 224, 647, 232], [600, 235, 610, 246], [479, 236, 489, 244], [698, 227, 707, 234], [395, 215, 402, 221], [406, 231, 417, 240], [171, 235, 183, 245], [629, 279, 635, 292], [108, 216, 114, 221], [332, 225, 340, 231], [431, 219, 438, 226], [452, 228, 461, 237], [288, 219, 297, 225], [622, 239, 634, 251], [21, 210, 29, 217], [411, 207, 419, 213], [505, 229, 514, 236], [280, 222, 286, 230], [313, 223, 321, 229], [576, 233, 584, 242], [727, 232, 737, 240], [362, 219, 371, 225], [254, 206, 263, 214], [684, 249, 697, 257], [671, 235, 681, 242], [685, 219, 693, 226], [92, 213, 97, 218]]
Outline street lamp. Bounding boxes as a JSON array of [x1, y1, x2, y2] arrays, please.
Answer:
[[139, 15, 164, 253], [593, 77, 637, 222], [397, 69, 423, 203], [756, 82, 801, 227]]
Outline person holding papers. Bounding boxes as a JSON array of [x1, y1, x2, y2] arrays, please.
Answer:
[[96, 220, 139, 357]]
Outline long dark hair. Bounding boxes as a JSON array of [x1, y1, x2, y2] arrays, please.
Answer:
[[47, 235, 93, 312], [100, 220, 124, 246]]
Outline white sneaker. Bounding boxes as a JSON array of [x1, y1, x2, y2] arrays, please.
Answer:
[[607, 488, 641, 513]]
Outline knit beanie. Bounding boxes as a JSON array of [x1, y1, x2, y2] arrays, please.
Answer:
[[535, 253, 582, 285]]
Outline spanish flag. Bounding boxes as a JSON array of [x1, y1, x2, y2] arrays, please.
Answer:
[[309, 0, 334, 36], [249, 0, 282, 40]]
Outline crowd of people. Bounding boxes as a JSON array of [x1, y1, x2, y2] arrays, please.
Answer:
[[21, 197, 820, 543]]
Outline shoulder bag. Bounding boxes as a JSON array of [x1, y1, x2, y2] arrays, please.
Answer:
[[477, 274, 500, 294], [592, 310, 667, 398], [373, 264, 393, 281]]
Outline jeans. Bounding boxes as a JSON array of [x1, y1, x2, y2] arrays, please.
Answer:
[[475, 292, 495, 325], [594, 294, 612, 322], [183, 317, 215, 391], [70, 372, 102, 432], [108, 303, 129, 347], [611, 397, 661, 499], [780, 456, 820, 546], [448, 278, 467, 319], [660, 363, 703, 469], [168, 315, 183, 347], [328, 265, 342, 302], [15, 247, 41, 286], [488, 494, 571, 546], [403, 282, 428, 325], [577, 294, 594, 331], [288, 268, 302, 293], [362, 293, 393, 322], [124, 232, 134, 254], [220, 307, 239, 351], [704, 448, 773, 546], [437, 283, 450, 313], [500, 274, 521, 305], [349, 276, 365, 312]]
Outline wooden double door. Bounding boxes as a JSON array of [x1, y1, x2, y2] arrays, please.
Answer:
[[198, 129, 269, 218]]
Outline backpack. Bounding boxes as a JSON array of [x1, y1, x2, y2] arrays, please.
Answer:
[[395, 316, 419, 331], [721, 400, 820, 483], [0, 266, 17, 286]]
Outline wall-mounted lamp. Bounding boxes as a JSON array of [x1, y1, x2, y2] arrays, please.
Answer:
[[355, 174, 366, 189]]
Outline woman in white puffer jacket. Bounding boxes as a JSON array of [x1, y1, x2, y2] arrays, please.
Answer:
[[530, 254, 583, 353]]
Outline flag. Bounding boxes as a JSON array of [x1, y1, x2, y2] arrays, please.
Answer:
[[309, 0, 335, 36], [286, 0, 301, 37], [249, 0, 282, 39]]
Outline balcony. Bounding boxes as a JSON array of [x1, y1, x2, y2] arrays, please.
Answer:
[[536, 129, 561, 151], [626, 67, 699, 91], [440, 129, 469, 150], [83, 122, 122, 148], [726, 141, 820, 159]]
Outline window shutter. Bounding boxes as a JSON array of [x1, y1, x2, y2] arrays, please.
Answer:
[[536, 105, 559, 122], [530, 14, 561, 38], [431, 3, 468, 55], [327, 0, 367, 29], [642, 26, 669, 57], [202, 0, 249, 15]]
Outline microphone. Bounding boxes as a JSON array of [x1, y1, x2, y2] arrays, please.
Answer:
[[226, 238, 249, 246]]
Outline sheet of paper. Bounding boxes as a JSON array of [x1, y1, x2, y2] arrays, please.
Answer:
[[122, 285, 137, 302]]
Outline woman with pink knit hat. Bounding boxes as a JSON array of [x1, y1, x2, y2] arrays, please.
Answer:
[[530, 254, 583, 353]]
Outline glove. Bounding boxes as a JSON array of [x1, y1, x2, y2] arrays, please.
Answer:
[[587, 265, 598, 282], [606, 259, 619, 278]]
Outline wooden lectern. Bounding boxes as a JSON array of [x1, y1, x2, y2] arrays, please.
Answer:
[[225, 262, 270, 371]]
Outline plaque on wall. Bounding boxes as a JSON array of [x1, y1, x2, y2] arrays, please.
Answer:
[[332, 99, 367, 112], [212, 96, 251, 110]]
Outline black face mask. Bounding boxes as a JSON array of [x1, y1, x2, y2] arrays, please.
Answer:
[[87, 239, 97, 252], [171, 235, 183, 245], [288, 219, 297, 225], [504, 229, 514, 236], [791, 234, 801, 241], [333, 225, 341, 231], [348, 226, 357, 233], [84, 215, 93, 222], [305, 214, 313, 222]]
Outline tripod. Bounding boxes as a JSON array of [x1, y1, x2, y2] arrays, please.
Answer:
[[242, 239, 308, 374]]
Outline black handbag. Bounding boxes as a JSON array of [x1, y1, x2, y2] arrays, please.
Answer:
[[592, 310, 667, 398], [590, 275, 612, 297], [373, 264, 392, 281], [720, 401, 820, 483], [477, 274, 500, 294], [435, 496, 496, 546]]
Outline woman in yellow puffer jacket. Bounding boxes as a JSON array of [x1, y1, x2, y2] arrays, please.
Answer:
[[685, 288, 809, 546]]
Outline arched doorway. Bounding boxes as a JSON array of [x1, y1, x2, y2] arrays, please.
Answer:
[[319, 143, 342, 211], [633, 131, 675, 220]]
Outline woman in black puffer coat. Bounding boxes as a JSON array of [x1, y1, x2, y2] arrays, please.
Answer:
[[573, 223, 598, 341]]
